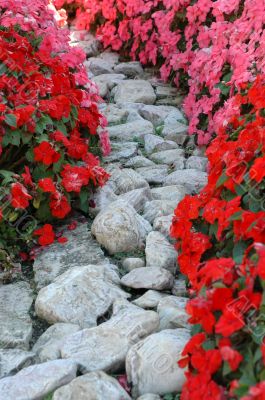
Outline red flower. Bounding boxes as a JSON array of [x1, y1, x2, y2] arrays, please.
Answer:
[[11, 183, 32, 209], [220, 346, 243, 371], [38, 178, 56, 193], [50, 192, 71, 219], [249, 155, 265, 183], [215, 309, 245, 337], [57, 236, 68, 244], [21, 166, 33, 187], [34, 141, 60, 166], [34, 224, 55, 246], [61, 164, 91, 192]]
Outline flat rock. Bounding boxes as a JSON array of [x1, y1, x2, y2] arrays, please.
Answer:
[[145, 231, 177, 274], [162, 121, 188, 138], [114, 61, 143, 77], [122, 258, 145, 272], [91, 200, 152, 254], [85, 57, 114, 75], [186, 156, 208, 171], [33, 223, 107, 289], [120, 187, 152, 213], [153, 215, 173, 237], [172, 279, 187, 297], [161, 111, 186, 137], [143, 200, 176, 224], [150, 149, 184, 164], [121, 267, 174, 291], [124, 156, 155, 168], [133, 290, 168, 309], [157, 296, 189, 330], [105, 141, 138, 162], [137, 395, 161, 400], [0, 281, 33, 350], [60, 300, 159, 374], [72, 38, 101, 57], [155, 85, 178, 99], [35, 264, 129, 328], [108, 168, 149, 195], [126, 329, 190, 396], [99, 104, 128, 125], [136, 166, 168, 185], [0, 349, 35, 379], [115, 80, 156, 104], [33, 323, 81, 362], [164, 169, 208, 193], [151, 185, 186, 201], [0, 359, 77, 400], [172, 157, 186, 170], [144, 134, 178, 155], [93, 73, 126, 90], [98, 50, 120, 65], [139, 105, 176, 126], [90, 185, 118, 216], [53, 371, 132, 400], [108, 120, 154, 141]]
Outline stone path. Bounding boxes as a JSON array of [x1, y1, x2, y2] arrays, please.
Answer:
[[0, 30, 208, 399]]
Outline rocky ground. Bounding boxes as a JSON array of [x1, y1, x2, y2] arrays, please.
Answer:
[[0, 30, 208, 399]]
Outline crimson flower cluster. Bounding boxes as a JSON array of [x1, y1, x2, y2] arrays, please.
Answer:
[[0, 1, 110, 255], [171, 77, 265, 399], [56, 0, 265, 145]]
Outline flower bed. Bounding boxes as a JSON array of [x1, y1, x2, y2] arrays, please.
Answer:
[[0, 0, 109, 261], [171, 77, 265, 399], [55, 0, 265, 145]]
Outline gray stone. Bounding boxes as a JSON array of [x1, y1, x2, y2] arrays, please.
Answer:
[[193, 147, 206, 157], [172, 279, 187, 297], [91, 200, 152, 254], [124, 156, 155, 168], [155, 86, 178, 99], [0, 281, 33, 350], [161, 111, 187, 137], [99, 104, 128, 125], [0, 349, 35, 378], [108, 120, 154, 141], [144, 134, 178, 155], [133, 291, 168, 309], [186, 156, 208, 172], [153, 215, 173, 238], [115, 80, 156, 104], [105, 141, 138, 162], [33, 323, 81, 362], [60, 300, 159, 374], [0, 359, 77, 400], [93, 73, 126, 92], [126, 329, 190, 396], [135, 166, 168, 185], [90, 186, 118, 216], [151, 185, 186, 201], [114, 62, 144, 77], [33, 223, 107, 289], [98, 51, 120, 65], [143, 200, 176, 224], [139, 105, 176, 126], [35, 264, 129, 328], [121, 267, 174, 291], [137, 395, 161, 400], [72, 38, 101, 57], [122, 258, 145, 272], [150, 149, 184, 165], [162, 121, 188, 138], [53, 371, 131, 400], [172, 157, 186, 170], [157, 297, 189, 330], [120, 187, 152, 213], [156, 97, 183, 106], [85, 57, 114, 76], [164, 169, 208, 193], [145, 231, 177, 274], [108, 168, 149, 195]]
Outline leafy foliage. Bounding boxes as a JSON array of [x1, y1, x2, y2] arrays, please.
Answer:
[[0, 1, 110, 260], [171, 77, 265, 399]]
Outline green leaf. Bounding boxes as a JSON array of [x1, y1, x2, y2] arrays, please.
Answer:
[[216, 172, 228, 188], [229, 211, 243, 221], [4, 114, 17, 127], [2, 129, 21, 146], [233, 241, 248, 264]]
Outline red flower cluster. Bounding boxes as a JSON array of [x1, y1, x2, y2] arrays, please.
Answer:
[[171, 77, 265, 398], [0, 2, 110, 253]]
